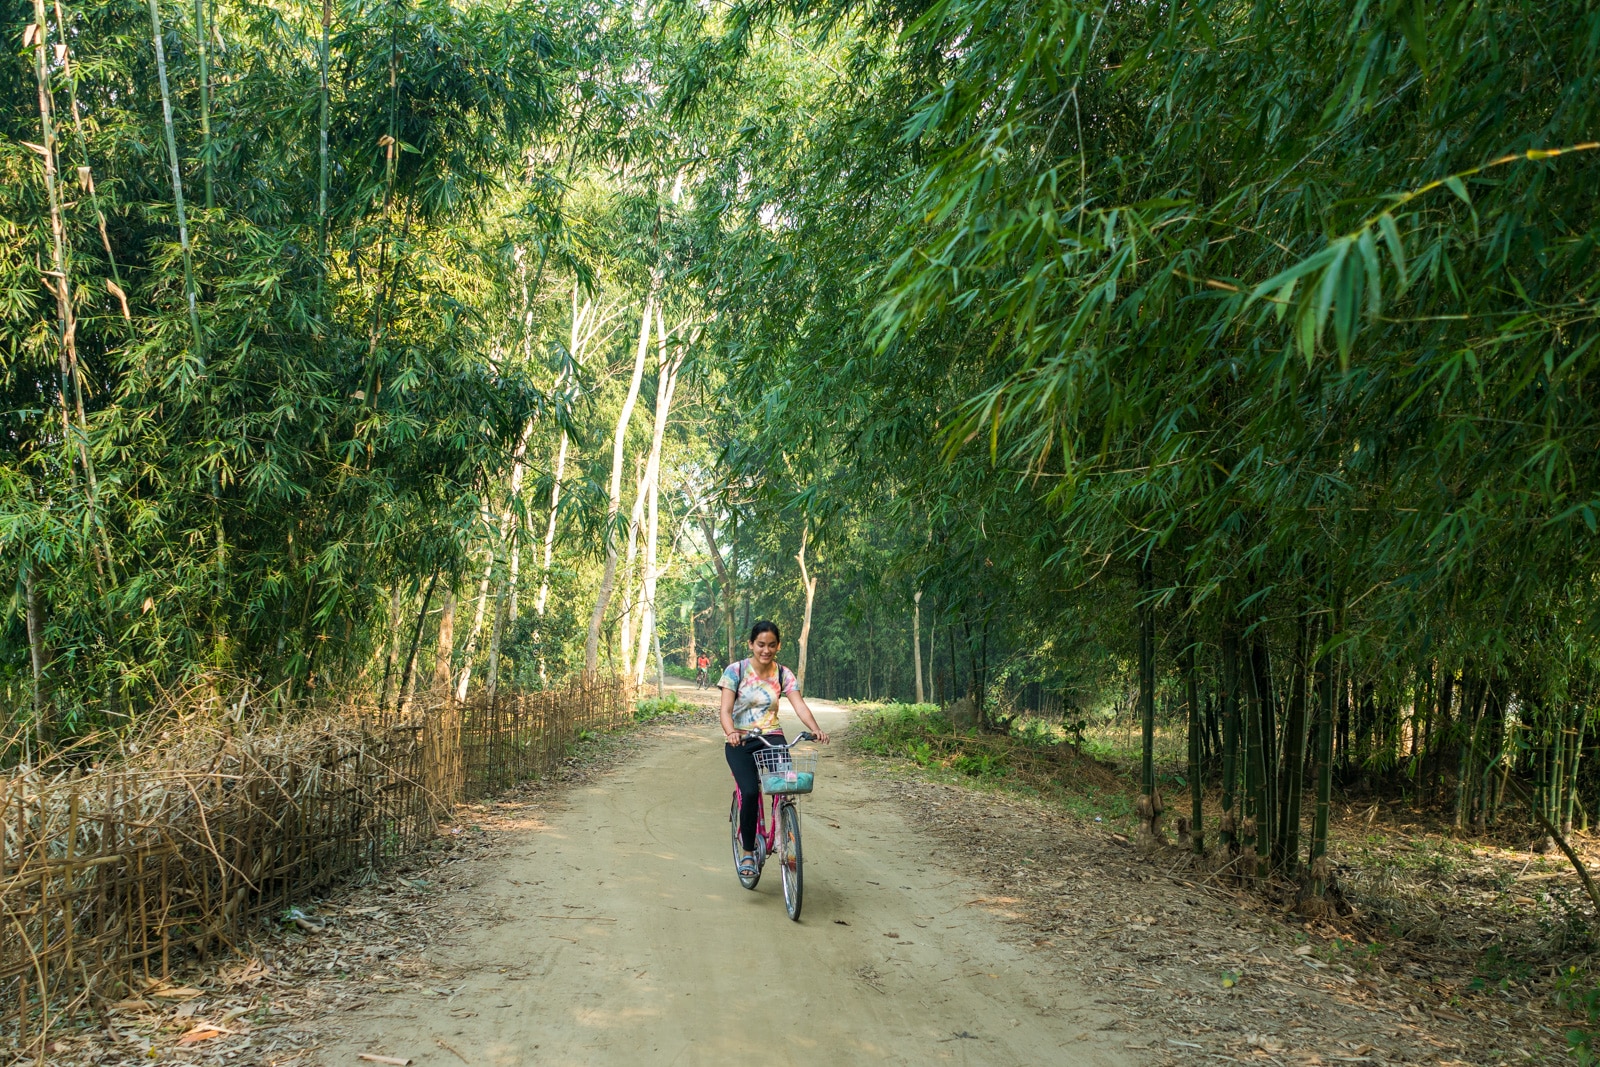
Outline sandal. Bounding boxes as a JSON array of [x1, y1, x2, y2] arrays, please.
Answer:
[[738, 852, 758, 878]]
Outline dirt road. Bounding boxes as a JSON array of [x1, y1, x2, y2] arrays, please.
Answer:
[[322, 693, 1132, 1066]]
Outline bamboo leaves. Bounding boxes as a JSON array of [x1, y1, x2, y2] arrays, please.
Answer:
[[1, 0, 625, 727]]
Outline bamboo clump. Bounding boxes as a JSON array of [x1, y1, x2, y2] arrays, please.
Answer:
[[0, 675, 633, 1044]]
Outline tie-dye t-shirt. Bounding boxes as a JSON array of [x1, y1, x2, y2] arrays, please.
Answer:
[[719, 659, 798, 733]]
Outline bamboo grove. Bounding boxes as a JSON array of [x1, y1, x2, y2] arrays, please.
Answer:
[[1, 0, 684, 749], [648, 0, 1600, 893], [8, 0, 1600, 894]]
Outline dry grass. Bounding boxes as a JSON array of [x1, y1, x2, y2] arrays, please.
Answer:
[[0, 678, 633, 1056]]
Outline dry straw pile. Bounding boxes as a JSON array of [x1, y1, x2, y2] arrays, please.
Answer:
[[0, 677, 633, 1045]]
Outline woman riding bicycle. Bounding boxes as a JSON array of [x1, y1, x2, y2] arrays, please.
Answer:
[[720, 621, 830, 879]]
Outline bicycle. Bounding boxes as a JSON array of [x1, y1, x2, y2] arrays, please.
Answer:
[[729, 729, 818, 921], [696, 666, 708, 689]]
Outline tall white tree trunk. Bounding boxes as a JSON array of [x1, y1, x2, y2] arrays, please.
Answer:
[[653, 626, 666, 698], [455, 549, 493, 702], [913, 588, 925, 704], [619, 458, 648, 681], [585, 293, 654, 674], [537, 286, 610, 621], [634, 308, 686, 685], [795, 523, 819, 694]]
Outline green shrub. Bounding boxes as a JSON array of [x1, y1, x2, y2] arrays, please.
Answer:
[[1556, 967, 1600, 1065], [634, 693, 689, 721], [952, 751, 1005, 779], [849, 703, 950, 757]]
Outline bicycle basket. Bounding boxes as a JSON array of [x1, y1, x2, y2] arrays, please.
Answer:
[[755, 748, 819, 795]]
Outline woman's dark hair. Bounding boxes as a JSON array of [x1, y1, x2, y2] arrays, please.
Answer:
[[749, 620, 781, 643]]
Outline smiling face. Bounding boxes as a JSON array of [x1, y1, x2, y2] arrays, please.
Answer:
[[749, 630, 780, 666]]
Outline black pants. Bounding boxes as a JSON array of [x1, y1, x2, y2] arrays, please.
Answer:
[[726, 734, 783, 850]]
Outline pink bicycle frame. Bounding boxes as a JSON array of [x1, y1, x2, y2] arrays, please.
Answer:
[[731, 785, 783, 852]]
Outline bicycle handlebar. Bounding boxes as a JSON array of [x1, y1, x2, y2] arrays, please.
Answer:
[[738, 728, 815, 748]]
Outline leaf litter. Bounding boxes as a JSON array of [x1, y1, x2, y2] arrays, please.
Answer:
[[25, 713, 702, 1067], [859, 752, 1587, 1066]]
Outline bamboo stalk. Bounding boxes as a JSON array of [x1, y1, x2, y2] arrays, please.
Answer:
[[1136, 558, 1157, 836], [317, 0, 330, 257], [1277, 612, 1311, 876], [1219, 621, 1240, 852], [146, 0, 205, 364], [50, 0, 125, 303], [24, 565, 47, 744], [1180, 594, 1202, 854], [194, 0, 213, 208], [1309, 586, 1342, 897]]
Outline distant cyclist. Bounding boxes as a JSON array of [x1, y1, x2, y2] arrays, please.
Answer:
[[719, 621, 829, 878], [696, 653, 710, 688]]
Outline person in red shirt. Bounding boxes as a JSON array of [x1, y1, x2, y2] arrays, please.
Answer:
[[696, 653, 710, 688]]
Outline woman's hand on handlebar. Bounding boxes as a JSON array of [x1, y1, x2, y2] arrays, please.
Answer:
[[812, 730, 830, 744], [724, 728, 743, 746]]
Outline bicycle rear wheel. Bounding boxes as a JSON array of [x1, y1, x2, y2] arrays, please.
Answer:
[[731, 792, 760, 890], [779, 800, 803, 921]]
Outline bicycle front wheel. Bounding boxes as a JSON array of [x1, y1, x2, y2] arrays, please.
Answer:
[[779, 800, 803, 921]]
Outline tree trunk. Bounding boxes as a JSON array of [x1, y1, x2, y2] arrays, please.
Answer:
[[485, 581, 507, 705], [193, 0, 214, 208], [730, 515, 741, 663], [633, 307, 687, 685], [1565, 704, 1587, 837], [534, 429, 568, 618], [454, 545, 493, 701], [1137, 559, 1159, 837], [913, 588, 924, 704], [317, 0, 330, 256], [866, 615, 876, 701], [1246, 632, 1276, 875], [697, 512, 736, 668], [1430, 670, 1455, 800], [796, 523, 818, 693], [380, 583, 403, 709], [434, 589, 456, 696], [1455, 676, 1487, 827], [146, 0, 205, 360], [25, 565, 48, 745], [31, 0, 100, 513], [462, 417, 535, 700], [1277, 611, 1311, 876], [1310, 593, 1340, 898], [1220, 621, 1241, 852], [1240, 632, 1264, 872], [654, 624, 666, 697], [585, 293, 653, 673], [1181, 593, 1203, 854], [686, 600, 699, 676], [399, 569, 439, 714], [619, 457, 647, 681], [948, 620, 960, 701]]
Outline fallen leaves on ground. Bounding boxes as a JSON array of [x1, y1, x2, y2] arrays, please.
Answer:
[[861, 755, 1582, 1066], [25, 711, 712, 1067]]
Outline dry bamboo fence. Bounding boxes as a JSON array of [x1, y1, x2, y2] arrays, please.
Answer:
[[0, 675, 633, 1046]]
